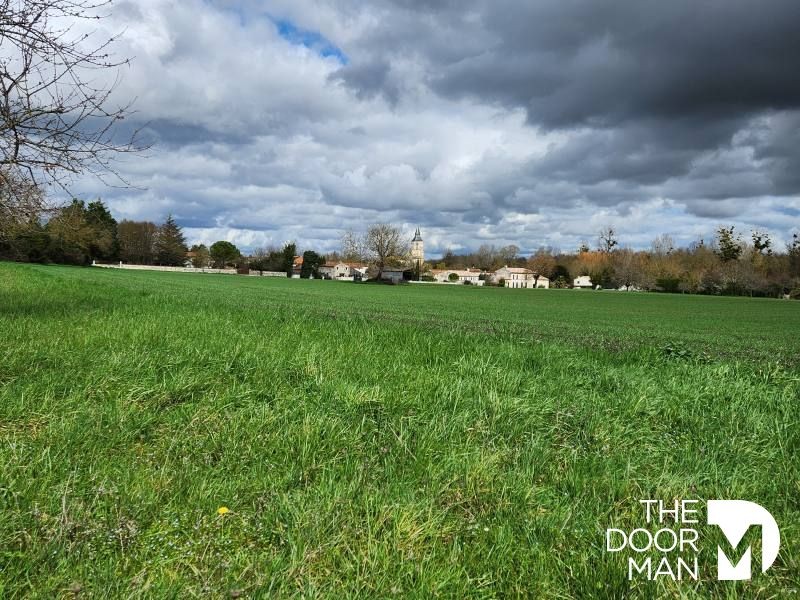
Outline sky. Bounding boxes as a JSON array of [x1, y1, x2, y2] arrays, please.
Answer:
[[73, 0, 800, 256]]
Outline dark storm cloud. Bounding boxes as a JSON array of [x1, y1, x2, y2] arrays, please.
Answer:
[[367, 0, 800, 128], [329, 59, 399, 103], [333, 0, 800, 197], [140, 120, 254, 148]]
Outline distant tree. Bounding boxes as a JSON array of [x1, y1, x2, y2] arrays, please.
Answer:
[[340, 229, 364, 262], [613, 249, 651, 290], [365, 224, 408, 277], [787, 234, 800, 278], [440, 248, 460, 268], [551, 276, 570, 289], [751, 230, 773, 256], [189, 244, 210, 268], [475, 244, 495, 270], [85, 200, 118, 261], [593, 265, 616, 289], [578, 241, 590, 254], [551, 264, 571, 282], [156, 215, 187, 266], [45, 199, 95, 264], [281, 242, 297, 276], [249, 246, 269, 274], [650, 234, 675, 256], [598, 227, 619, 253], [118, 220, 158, 264], [210, 240, 240, 268], [300, 250, 324, 278], [498, 244, 520, 266], [528, 249, 556, 286], [714, 226, 743, 262]]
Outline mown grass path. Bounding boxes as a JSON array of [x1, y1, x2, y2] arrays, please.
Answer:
[[1, 263, 798, 598]]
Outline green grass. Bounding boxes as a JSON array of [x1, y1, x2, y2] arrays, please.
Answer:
[[1, 263, 798, 598]]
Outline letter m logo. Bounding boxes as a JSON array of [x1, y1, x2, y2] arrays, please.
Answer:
[[707, 500, 780, 580]]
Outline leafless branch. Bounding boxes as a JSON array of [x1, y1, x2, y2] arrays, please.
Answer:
[[0, 0, 145, 195]]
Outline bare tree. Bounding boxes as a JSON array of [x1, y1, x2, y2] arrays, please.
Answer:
[[650, 234, 675, 257], [364, 223, 408, 277], [0, 0, 142, 202], [475, 244, 495, 271], [498, 244, 520, 266], [340, 228, 365, 262], [598, 227, 618, 253], [0, 167, 42, 239]]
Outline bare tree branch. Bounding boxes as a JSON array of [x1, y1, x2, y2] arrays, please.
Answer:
[[0, 0, 145, 201]]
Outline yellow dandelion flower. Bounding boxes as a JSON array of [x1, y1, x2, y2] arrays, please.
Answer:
[[217, 506, 230, 516]]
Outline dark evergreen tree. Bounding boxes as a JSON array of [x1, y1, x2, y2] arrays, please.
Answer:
[[300, 250, 324, 278], [281, 242, 297, 277], [156, 215, 187, 266], [85, 200, 119, 261]]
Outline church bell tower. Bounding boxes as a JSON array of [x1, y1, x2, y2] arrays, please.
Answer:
[[410, 227, 424, 273]]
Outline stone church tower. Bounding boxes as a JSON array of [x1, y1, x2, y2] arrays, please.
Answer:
[[410, 227, 424, 268]]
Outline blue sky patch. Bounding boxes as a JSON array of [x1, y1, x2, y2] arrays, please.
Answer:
[[274, 19, 348, 64]]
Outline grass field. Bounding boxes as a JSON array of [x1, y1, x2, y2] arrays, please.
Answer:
[[1, 262, 798, 598]]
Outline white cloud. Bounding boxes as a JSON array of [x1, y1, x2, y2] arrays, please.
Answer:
[[61, 0, 800, 256]]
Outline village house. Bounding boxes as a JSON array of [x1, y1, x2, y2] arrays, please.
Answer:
[[291, 255, 303, 278], [532, 274, 551, 289], [573, 275, 593, 288], [431, 269, 483, 285], [319, 261, 369, 280], [380, 268, 411, 283], [491, 266, 551, 289]]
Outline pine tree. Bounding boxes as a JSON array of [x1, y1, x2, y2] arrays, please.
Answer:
[[156, 215, 187, 266], [85, 200, 119, 261], [281, 242, 296, 276]]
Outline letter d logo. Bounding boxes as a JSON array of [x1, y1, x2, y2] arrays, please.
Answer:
[[707, 500, 780, 580]]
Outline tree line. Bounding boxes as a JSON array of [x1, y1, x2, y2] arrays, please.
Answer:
[[3, 208, 798, 297], [0, 199, 187, 266], [435, 227, 800, 298], [0, 198, 326, 276]]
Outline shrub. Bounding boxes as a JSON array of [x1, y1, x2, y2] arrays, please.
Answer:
[[656, 277, 682, 293]]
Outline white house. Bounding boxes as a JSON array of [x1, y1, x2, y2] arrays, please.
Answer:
[[493, 266, 531, 288], [319, 262, 368, 280], [532, 275, 551, 289], [491, 267, 552, 289], [573, 275, 593, 288], [431, 269, 483, 285]]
